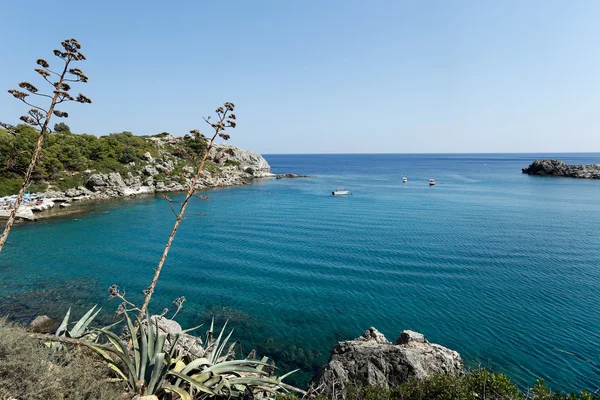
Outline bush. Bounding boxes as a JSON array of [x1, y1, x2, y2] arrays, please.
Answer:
[[280, 369, 600, 400], [0, 322, 127, 400]]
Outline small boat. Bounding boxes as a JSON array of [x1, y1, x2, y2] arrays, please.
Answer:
[[429, 179, 436, 186], [402, 177, 408, 183], [332, 188, 351, 196]]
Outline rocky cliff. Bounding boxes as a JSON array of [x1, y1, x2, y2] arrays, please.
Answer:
[[311, 328, 463, 393], [522, 159, 600, 179], [38, 138, 273, 203]]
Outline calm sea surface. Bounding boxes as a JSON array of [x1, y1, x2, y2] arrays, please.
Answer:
[[1, 153, 600, 390]]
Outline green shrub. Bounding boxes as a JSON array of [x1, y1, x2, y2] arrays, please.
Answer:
[[55, 173, 87, 191], [0, 322, 127, 400]]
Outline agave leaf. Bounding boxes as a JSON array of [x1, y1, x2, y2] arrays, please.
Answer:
[[228, 377, 305, 394], [107, 363, 129, 382], [159, 384, 193, 400], [168, 332, 183, 360], [155, 332, 167, 356], [181, 323, 203, 335], [173, 359, 187, 373], [202, 374, 222, 389], [209, 365, 269, 376], [56, 308, 71, 337], [189, 371, 212, 383], [70, 305, 100, 337], [140, 325, 149, 381], [87, 344, 115, 363], [96, 328, 137, 381], [279, 368, 300, 380], [214, 328, 234, 362], [124, 312, 141, 378], [256, 356, 269, 372], [147, 352, 167, 394], [147, 313, 156, 359], [168, 370, 216, 395], [206, 359, 270, 373], [180, 357, 212, 375]]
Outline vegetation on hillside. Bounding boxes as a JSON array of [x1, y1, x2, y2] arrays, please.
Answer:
[[0, 124, 208, 196]]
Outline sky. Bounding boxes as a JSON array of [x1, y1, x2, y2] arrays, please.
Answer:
[[0, 0, 599, 154]]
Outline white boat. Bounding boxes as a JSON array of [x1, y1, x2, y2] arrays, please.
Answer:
[[332, 188, 351, 196], [402, 177, 408, 183], [429, 179, 436, 186]]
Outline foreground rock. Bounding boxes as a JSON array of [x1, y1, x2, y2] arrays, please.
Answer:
[[522, 159, 600, 179], [311, 328, 463, 393], [27, 315, 57, 333]]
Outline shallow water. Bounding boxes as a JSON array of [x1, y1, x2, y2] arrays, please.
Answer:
[[1, 153, 599, 390]]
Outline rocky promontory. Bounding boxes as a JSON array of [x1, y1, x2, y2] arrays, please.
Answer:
[[522, 159, 600, 179], [311, 327, 463, 393], [5, 135, 275, 219], [41, 142, 272, 201]]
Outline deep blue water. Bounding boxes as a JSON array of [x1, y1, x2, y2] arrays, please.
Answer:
[[1, 153, 600, 391]]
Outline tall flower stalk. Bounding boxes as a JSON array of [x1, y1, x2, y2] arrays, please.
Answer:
[[136, 102, 237, 321], [0, 38, 91, 253]]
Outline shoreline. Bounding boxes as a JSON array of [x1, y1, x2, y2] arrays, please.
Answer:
[[16, 175, 278, 222]]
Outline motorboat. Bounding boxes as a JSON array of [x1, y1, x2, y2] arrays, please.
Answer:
[[402, 177, 408, 183], [429, 179, 436, 186], [332, 188, 351, 196]]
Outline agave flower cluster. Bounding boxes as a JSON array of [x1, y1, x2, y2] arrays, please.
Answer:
[[7, 38, 91, 130]]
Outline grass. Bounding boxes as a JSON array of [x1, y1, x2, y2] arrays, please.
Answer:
[[0, 322, 127, 400]]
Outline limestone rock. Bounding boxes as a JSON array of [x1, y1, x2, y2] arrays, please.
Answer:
[[522, 159, 600, 179], [142, 151, 154, 162], [28, 315, 57, 333], [142, 165, 159, 177], [311, 328, 463, 393]]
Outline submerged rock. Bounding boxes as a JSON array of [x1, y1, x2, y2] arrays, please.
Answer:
[[522, 159, 600, 179], [311, 328, 463, 393], [276, 173, 310, 179]]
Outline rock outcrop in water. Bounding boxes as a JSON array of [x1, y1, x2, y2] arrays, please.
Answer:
[[311, 328, 463, 393], [522, 159, 600, 179]]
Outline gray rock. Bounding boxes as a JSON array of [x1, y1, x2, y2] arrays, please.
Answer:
[[149, 316, 204, 358], [142, 165, 159, 177], [142, 152, 154, 162], [522, 159, 600, 179], [28, 315, 57, 333], [276, 173, 310, 179], [396, 330, 426, 345], [311, 328, 463, 393]]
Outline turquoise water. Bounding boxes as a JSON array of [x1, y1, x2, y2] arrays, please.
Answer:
[[1, 153, 600, 390]]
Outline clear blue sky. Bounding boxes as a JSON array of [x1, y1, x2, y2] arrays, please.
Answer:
[[1, 0, 599, 154]]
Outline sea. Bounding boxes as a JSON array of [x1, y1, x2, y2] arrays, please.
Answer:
[[1, 153, 599, 391]]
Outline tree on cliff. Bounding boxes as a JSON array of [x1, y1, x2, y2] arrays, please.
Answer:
[[0, 38, 91, 253], [53, 122, 71, 134]]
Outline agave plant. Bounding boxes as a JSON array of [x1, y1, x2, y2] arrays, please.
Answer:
[[56, 305, 102, 339], [87, 310, 305, 399]]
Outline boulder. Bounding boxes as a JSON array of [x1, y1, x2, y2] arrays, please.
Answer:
[[150, 316, 204, 359], [311, 328, 463, 393], [28, 315, 57, 333]]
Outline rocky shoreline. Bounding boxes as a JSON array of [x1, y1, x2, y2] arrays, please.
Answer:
[[522, 159, 600, 179], [6, 141, 277, 221]]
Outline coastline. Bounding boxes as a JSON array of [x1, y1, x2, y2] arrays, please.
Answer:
[[16, 175, 277, 222]]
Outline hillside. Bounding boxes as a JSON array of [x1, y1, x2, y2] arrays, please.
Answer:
[[0, 124, 271, 198]]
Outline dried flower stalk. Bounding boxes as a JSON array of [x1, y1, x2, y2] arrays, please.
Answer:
[[136, 102, 237, 322], [0, 38, 91, 253]]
